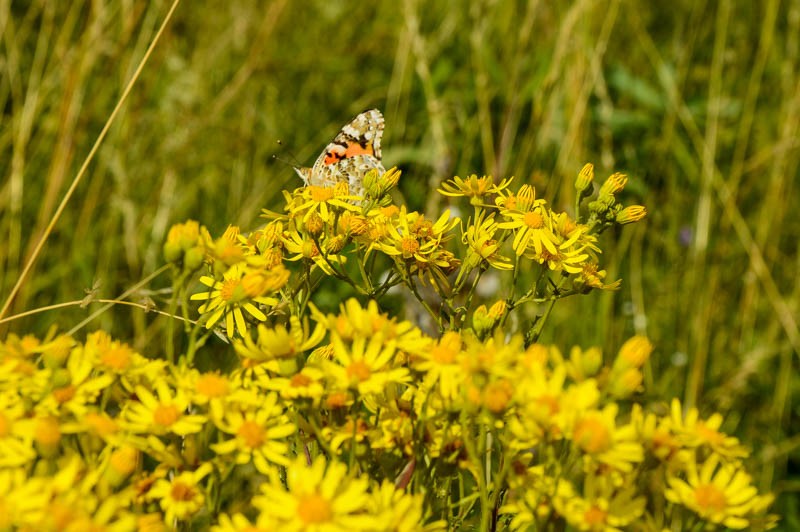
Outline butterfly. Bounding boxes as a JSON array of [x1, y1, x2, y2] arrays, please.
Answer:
[[293, 109, 386, 198]]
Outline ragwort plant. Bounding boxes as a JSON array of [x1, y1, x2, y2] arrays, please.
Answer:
[[0, 165, 776, 530]]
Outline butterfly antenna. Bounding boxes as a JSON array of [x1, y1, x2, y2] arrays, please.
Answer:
[[274, 140, 303, 168]]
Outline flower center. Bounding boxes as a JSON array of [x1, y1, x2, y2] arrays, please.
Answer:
[[309, 186, 335, 202], [171, 481, 196, 502], [297, 492, 333, 524], [401, 237, 420, 256], [100, 346, 132, 371], [431, 344, 457, 364], [347, 360, 372, 382], [153, 404, 180, 427], [584, 505, 607, 525], [694, 483, 727, 513], [573, 416, 611, 454], [291, 373, 313, 388], [523, 211, 544, 229], [696, 422, 725, 447], [196, 373, 229, 398], [35, 417, 61, 446], [237, 420, 266, 448], [52, 385, 76, 404]]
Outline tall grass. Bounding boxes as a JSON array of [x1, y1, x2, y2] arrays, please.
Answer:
[[1, 0, 797, 524]]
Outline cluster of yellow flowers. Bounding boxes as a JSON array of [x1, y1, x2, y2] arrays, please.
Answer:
[[0, 166, 775, 530]]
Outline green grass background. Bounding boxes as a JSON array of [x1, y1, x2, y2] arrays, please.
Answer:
[[1, 0, 797, 525]]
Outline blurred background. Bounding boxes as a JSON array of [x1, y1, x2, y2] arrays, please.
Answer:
[[1, 0, 797, 523]]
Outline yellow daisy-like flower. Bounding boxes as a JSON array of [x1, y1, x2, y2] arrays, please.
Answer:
[[148, 462, 213, 524], [289, 182, 360, 223], [282, 228, 346, 276], [122, 382, 206, 436], [36, 344, 114, 418], [437, 174, 512, 202], [253, 455, 378, 531], [569, 404, 644, 473], [191, 262, 285, 338], [497, 185, 559, 257], [369, 481, 445, 532], [669, 398, 749, 459], [233, 315, 326, 371], [261, 366, 327, 406], [665, 454, 773, 529], [321, 298, 432, 358], [324, 332, 411, 397], [211, 393, 295, 471], [373, 207, 457, 264], [554, 474, 646, 532], [459, 214, 513, 282], [411, 331, 464, 404]]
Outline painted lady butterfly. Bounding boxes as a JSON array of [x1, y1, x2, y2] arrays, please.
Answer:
[[294, 109, 386, 198]]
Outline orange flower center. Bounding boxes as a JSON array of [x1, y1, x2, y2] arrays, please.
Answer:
[[696, 422, 725, 447], [694, 483, 727, 513], [537, 394, 560, 416], [100, 345, 132, 371], [153, 404, 180, 427], [291, 373, 313, 387], [297, 492, 332, 524], [171, 481, 196, 502], [196, 373, 229, 398], [52, 385, 76, 404], [309, 186, 335, 202], [431, 344, 457, 364], [326, 392, 348, 409], [347, 360, 372, 382], [584, 505, 607, 525], [35, 417, 61, 446], [523, 211, 544, 229], [573, 416, 611, 454], [237, 420, 266, 448], [484, 380, 513, 413], [220, 278, 242, 302], [401, 237, 420, 255]]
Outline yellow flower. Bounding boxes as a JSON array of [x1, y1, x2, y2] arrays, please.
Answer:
[[665, 454, 773, 529], [163, 219, 208, 272], [438, 174, 512, 202], [122, 382, 206, 436], [497, 185, 559, 257], [373, 207, 457, 264], [575, 162, 595, 195], [233, 315, 326, 371], [615, 205, 647, 224], [410, 331, 464, 403], [369, 480, 445, 531], [321, 298, 432, 357], [191, 262, 284, 338], [569, 404, 644, 473], [36, 342, 114, 418], [290, 182, 360, 223], [324, 332, 411, 396], [253, 455, 377, 530], [554, 473, 645, 531], [211, 393, 295, 472], [669, 398, 749, 459], [459, 214, 513, 281], [261, 366, 327, 406], [282, 228, 346, 275], [573, 262, 622, 292], [148, 463, 213, 524]]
